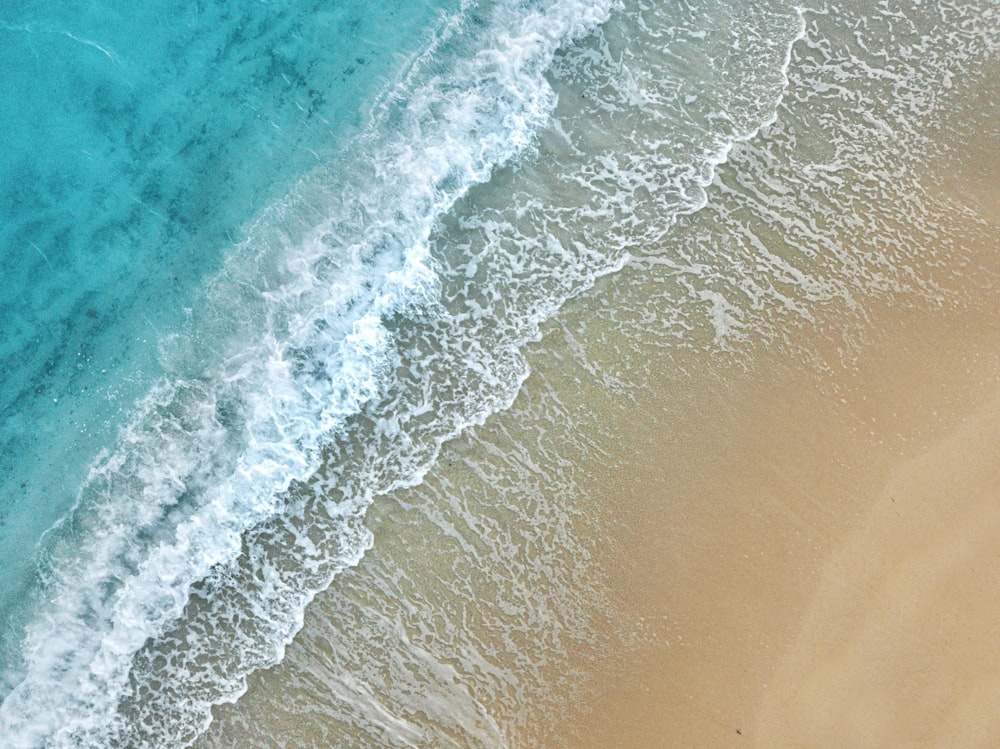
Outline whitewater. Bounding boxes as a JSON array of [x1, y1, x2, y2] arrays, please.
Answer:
[[2, 0, 624, 745], [4, 0, 998, 745]]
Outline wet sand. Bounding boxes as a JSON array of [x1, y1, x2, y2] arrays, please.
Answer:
[[191, 68, 1000, 745], [195, 249, 1000, 749], [556, 292, 1000, 747]]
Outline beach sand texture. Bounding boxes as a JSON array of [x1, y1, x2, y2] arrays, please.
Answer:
[[559, 300, 1000, 749], [196, 185, 1000, 749], [2, 0, 999, 746], [190, 2, 1000, 746]]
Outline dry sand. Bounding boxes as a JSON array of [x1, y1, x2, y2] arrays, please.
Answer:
[[554, 296, 1000, 748]]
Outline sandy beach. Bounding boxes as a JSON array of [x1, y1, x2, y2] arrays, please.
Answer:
[[553, 289, 1000, 748], [5, 0, 1000, 744], [183, 4, 1000, 744], [191, 182, 1000, 749]]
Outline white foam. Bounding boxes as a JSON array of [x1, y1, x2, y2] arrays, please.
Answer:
[[0, 0, 614, 746]]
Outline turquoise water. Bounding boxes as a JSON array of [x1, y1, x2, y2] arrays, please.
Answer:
[[0, 0, 449, 616], [2, 0, 998, 746], [1, 0, 458, 741], [2, 0, 618, 744]]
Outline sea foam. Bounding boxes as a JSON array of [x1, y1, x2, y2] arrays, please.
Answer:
[[0, 0, 613, 746]]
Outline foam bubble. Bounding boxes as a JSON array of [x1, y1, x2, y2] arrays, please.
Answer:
[[0, 0, 615, 745]]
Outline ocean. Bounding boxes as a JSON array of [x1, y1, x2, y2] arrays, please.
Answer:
[[1, 0, 997, 746]]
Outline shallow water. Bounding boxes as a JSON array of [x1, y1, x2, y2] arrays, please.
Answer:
[[0, 0, 451, 617], [1, 0, 998, 746], [197, 1, 1000, 746]]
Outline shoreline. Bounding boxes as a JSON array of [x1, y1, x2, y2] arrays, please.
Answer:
[[187, 5, 1000, 741], [191, 204, 1000, 749]]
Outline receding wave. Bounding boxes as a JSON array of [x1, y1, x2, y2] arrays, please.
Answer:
[[0, 0, 818, 746], [0, 0, 615, 745]]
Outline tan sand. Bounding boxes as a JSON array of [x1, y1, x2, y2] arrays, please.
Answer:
[[553, 298, 1000, 748], [755, 394, 1000, 748]]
